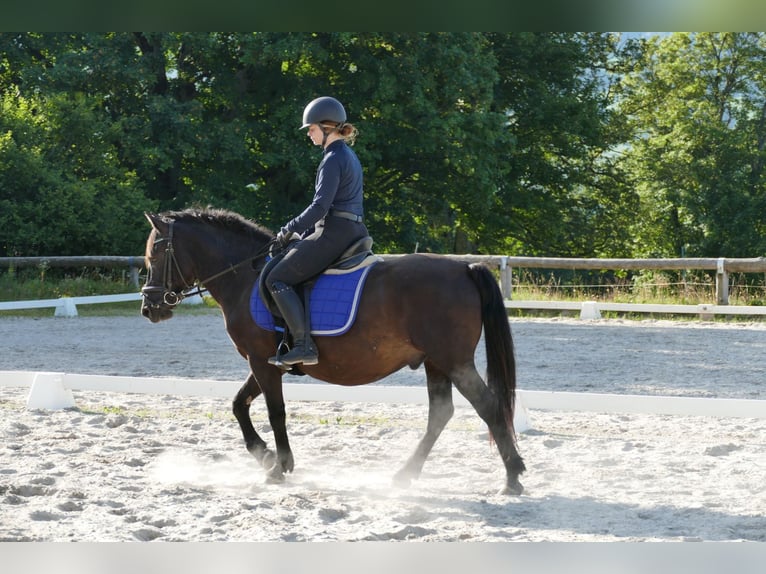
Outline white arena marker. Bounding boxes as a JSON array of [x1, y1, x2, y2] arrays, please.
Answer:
[[514, 393, 532, 433], [54, 297, 78, 317], [580, 301, 601, 320], [26, 372, 76, 410]]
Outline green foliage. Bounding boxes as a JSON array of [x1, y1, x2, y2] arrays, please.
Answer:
[[0, 272, 127, 299], [0, 38, 156, 256], [2, 32, 766, 260], [619, 32, 766, 258], [482, 32, 639, 257]]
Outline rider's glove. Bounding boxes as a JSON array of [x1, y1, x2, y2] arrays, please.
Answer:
[[276, 227, 295, 247]]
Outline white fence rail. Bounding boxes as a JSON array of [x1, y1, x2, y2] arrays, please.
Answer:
[[3, 292, 766, 321], [4, 291, 765, 320], [506, 300, 766, 320], [1, 371, 763, 421], [0, 292, 204, 317], [0, 293, 143, 316]]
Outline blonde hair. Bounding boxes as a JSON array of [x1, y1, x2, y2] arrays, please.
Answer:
[[320, 122, 358, 146]]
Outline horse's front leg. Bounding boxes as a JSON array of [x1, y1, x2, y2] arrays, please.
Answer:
[[232, 374, 275, 469], [263, 396, 295, 483], [251, 366, 294, 483]]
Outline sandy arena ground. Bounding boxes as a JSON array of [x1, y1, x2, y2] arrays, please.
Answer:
[[1, 310, 765, 542]]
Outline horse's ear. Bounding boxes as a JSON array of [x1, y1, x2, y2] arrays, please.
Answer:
[[145, 212, 168, 233]]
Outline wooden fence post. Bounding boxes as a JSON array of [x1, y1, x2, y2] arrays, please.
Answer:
[[499, 256, 511, 300], [127, 256, 141, 288], [716, 257, 729, 305]]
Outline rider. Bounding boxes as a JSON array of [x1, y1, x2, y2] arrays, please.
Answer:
[[266, 96, 369, 366]]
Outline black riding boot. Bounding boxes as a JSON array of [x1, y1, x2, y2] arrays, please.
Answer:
[[267, 282, 318, 366]]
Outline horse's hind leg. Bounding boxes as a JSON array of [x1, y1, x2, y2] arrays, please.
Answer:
[[451, 364, 525, 495], [232, 374, 276, 469], [394, 362, 454, 487]]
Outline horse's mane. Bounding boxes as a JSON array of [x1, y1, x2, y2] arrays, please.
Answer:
[[162, 206, 274, 242]]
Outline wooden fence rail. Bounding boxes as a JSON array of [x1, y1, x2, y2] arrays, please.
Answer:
[[0, 254, 509, 292], [4, 254, 766, 307]]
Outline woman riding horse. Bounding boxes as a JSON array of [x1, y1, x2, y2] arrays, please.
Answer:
[[265, 96, 369, 367]]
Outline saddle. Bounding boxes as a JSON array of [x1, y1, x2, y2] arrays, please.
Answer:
[[256, 235, 377, 326]]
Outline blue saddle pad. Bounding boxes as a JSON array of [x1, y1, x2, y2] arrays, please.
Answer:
[[250, 263, 376, 336]]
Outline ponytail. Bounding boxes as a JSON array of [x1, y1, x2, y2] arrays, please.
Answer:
[[320, 122, 358, 146], [339, 123, 358, 145]]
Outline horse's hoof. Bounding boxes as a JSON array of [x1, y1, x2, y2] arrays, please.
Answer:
[[499, 481, 524, 496], [392, 471, 413, 489], [260, 449, 276, 470], [265, 465, 285, 484]]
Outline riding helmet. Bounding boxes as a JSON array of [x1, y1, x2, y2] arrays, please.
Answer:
[[300, 96, 347, 129]]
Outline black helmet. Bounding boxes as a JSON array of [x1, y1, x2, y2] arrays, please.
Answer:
[[300, 96, 347, 129]]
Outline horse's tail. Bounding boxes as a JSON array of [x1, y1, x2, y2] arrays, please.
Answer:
[[468, 263, 517, 437]]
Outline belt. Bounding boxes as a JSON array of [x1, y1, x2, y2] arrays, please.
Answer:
[[328, 208, 363, 223]]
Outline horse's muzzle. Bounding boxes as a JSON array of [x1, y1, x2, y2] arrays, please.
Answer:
[[141, 302, 174, 323], [140, 286, 175, 323]]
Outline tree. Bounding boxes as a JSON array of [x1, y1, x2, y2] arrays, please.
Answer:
[[3, 32, 700, 260], [238, 32, 509, 253], [485, 32, 638, 257], [0, 66, 152, 256], [619, 32, 766, 257]]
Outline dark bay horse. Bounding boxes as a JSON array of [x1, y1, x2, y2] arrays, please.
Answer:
[[140, 207, 525, 494]]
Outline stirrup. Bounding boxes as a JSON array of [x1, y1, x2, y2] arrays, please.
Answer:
[[268, 339, 290, 368]]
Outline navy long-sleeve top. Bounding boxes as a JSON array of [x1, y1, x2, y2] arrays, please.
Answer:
[[284, 139, 364, 237]]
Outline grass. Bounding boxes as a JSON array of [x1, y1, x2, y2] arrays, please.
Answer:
[[511, 268, 766, 305], [0, 267, 220, 318], [1, 269, 131, 299], [507, 270, 766, 323], [4, 266, 766, 322], [72, 401, 237, 422]]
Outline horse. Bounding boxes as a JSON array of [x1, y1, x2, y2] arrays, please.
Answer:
[[140, 207, 525, 495]]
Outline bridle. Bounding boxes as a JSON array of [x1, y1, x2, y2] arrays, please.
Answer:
[[141, 220, 275, 310]]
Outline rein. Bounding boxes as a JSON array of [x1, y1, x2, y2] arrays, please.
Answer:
[[142, 220, 276, 308]]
